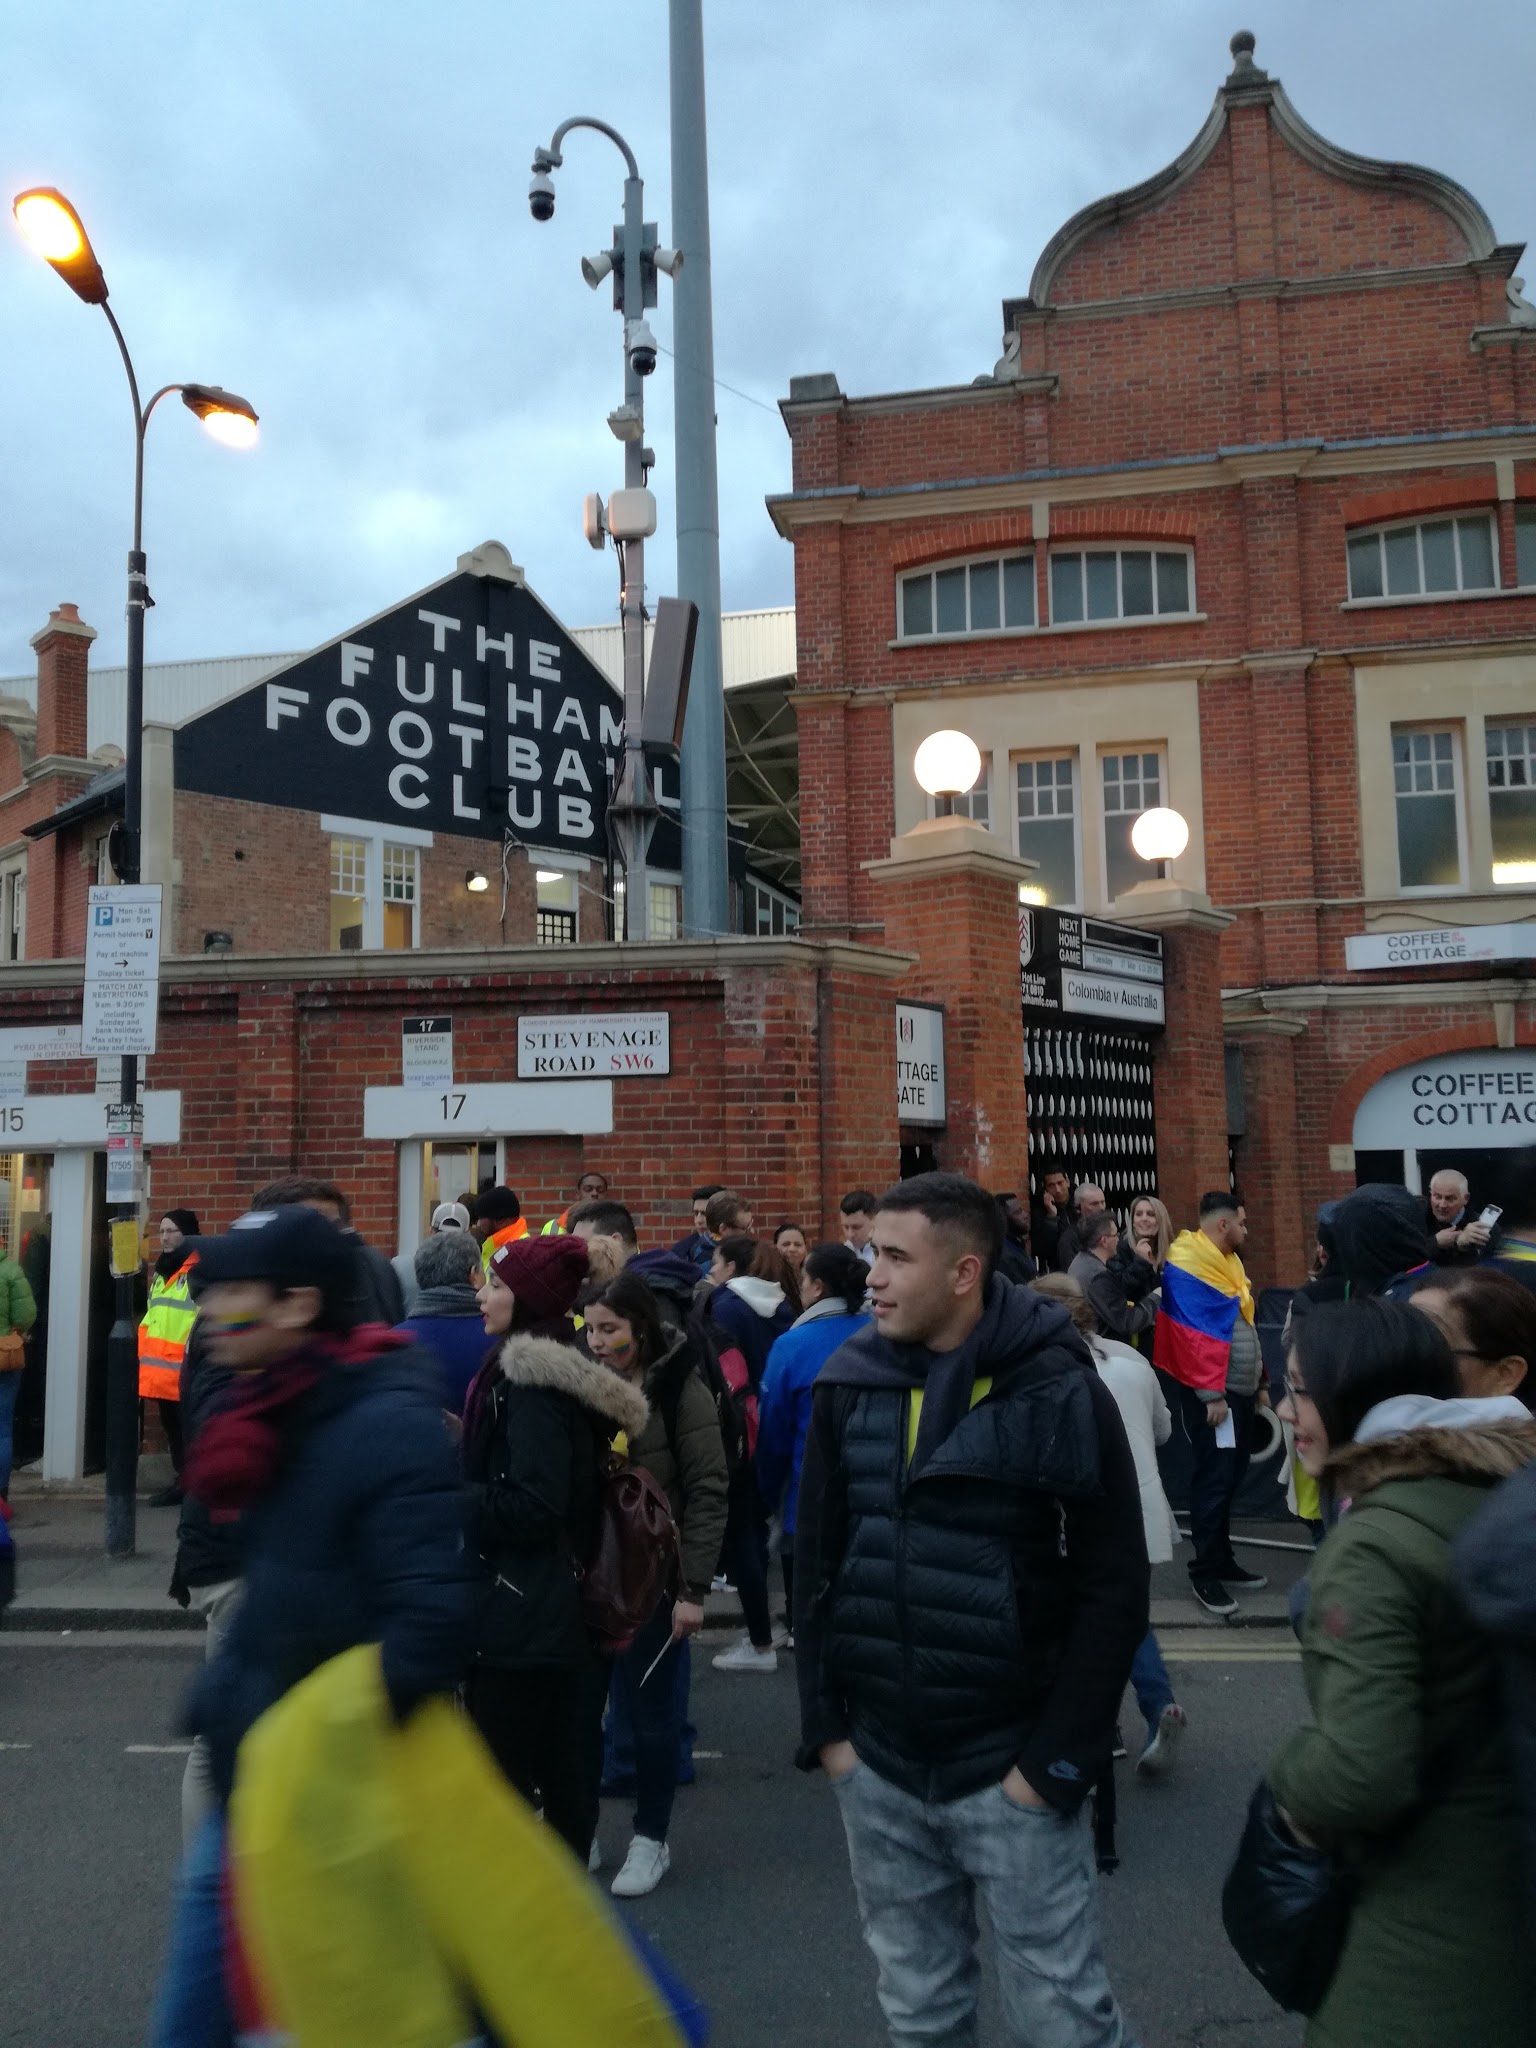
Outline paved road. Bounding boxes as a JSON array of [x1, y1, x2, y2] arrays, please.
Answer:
[[1, 1632, 1304, 2048]]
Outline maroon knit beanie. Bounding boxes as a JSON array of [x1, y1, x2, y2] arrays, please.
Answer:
[[489, 1232, 590, 1330]]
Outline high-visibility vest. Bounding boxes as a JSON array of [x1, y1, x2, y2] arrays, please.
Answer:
[[138, 1257, 197, 1402], [540, 1210, 570, 1237], [480, 1218, 529, 1274]]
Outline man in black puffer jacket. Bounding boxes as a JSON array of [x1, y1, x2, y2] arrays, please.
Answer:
[[794, 1173, 1147, 2048]]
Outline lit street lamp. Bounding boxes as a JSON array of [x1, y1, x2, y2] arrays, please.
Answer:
[[13, 185, 258, 1557], [1131, 805, 1190, 881], [527, 124, 681, 940], [914, 729, 983, 814]]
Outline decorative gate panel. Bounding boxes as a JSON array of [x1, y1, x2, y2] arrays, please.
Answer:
[[1024, 1025, 1158, 1218]]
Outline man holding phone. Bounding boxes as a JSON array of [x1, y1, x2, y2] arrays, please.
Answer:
[[1427, 1168, 1495, 1265]]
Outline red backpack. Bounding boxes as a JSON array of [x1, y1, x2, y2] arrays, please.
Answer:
[[578, 1450, 682, 1656]]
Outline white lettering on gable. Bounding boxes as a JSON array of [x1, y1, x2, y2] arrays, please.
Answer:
[[559, 795, 594, 838], [447, 723, 483, 769], [509, 684, 542, 728], [600, 704, 624, 749], [477, 626, 515, 667], [529, 640, 561, 682], [266, 684, 309, 730], [396, 657, 434, 705], [451, 668, 485, 718], [508, 737, 541, 782], [417, 610, 461, 652], [553, 748, 591, 792], [328, 699, 370, 746], [552, 698, 590, 740], [389, 763, 429, 809], [340, 642, 373, 689]]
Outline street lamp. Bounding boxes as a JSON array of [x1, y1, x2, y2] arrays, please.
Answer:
[[13, 185, 258, 1558], [1131, 805, 1190, 882], [528, 120, 679, 941], [914, 730, 983, 817]]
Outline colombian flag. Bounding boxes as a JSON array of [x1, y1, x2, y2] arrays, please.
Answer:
[[1153, 1229, 1255, 1394]]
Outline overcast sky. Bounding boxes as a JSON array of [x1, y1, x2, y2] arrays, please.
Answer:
[[3, 1, 1533, 678]]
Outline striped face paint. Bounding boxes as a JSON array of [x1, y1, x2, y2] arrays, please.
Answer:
[[208, 1314, 265, 1337]]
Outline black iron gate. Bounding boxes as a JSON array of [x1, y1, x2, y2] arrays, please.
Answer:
[[1023, 1024, 1158, 1217]]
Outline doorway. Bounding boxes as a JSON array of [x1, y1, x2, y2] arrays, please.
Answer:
[[0, 1152, 51, 1472], [419, 1140, 498, 1240]]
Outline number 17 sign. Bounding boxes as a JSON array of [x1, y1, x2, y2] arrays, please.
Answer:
[[401, 1015, 453, 1092]]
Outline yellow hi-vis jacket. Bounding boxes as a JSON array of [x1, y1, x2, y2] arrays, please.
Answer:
[[138, 1256, 196, 1403]]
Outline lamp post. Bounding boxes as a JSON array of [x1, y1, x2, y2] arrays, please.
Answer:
[[913, 729, 983, 814], [528, 124, 680, 942], [13, 187, 257, 1557], [1130, 805, 1190, 883]]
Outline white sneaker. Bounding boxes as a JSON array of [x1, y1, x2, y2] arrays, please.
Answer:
[[769, 1623, 791, 1648], [587, 1837, 603, 1874], [611, 1834, 670, 1898], [1137, 1703, 1188, 1777], [712, 1639, 778, 1673], [710, 1573, 736, 1593]]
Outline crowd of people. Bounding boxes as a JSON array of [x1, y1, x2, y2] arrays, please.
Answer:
[[106, 1149, 1536, 2047]]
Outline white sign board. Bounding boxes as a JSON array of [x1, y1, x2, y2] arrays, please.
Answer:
[[364, 1080, 614, 1141], [516, 1012, 670, 1079], [96, 1055, 145, 1098], [896, 1003, 946, 1127], [401, 1015, 454, 1092], [105, 1101, 146, 1204], [0, 1024, 83, 1061], [82, 884, 162, 1056], [0, 1090, 182, 1150], [1345, 923, 1536, 972], [1353, 1050, 1536, 1150], [0, 1064, 26, 1105], [1062, 967, 1167, 1026]]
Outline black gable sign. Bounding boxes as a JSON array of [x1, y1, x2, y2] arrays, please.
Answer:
[[174, 566, 626, 855]]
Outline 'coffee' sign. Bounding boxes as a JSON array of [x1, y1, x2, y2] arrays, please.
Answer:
[[174, 558, 625, 855], [517, 1011, 671, 1079]]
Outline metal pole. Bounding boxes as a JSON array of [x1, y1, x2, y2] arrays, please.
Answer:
[[611, 169, 655, 942], [669, 0, 730, 935], [100, 303, 145, 1558]]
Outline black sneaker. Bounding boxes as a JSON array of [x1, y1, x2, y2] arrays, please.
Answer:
[[1218, 1566, 1269, 1591], [147, 1486, 184, 1508], [1192, 1579, 1239, 1618]]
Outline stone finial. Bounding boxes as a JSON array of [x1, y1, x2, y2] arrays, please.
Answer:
[[1225, 29, 1270, 89], [456, 540, 524, 584], [29, 601, 97, 650]]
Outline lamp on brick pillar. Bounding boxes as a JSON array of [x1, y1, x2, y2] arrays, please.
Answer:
[[14, 184, 259, 1559], [865, 767, 1034, 1187]]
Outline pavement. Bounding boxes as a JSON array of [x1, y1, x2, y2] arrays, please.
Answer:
[[1, 1630, 1305, 2048], [4, 1472, 1314, 1634]]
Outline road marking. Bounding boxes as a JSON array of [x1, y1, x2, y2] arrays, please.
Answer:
[[1163, 1647, 1299, 1662], [0, 1740, 33, 1750], [692, 1749, 724, 1761], [125, 1743, 193, 1754]]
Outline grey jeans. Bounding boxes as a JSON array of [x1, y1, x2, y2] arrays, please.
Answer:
[[833, 1760, 1136, 2048], [180, 1578, 242, 1848]]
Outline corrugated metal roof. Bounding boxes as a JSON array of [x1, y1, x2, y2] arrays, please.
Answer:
[[0, 608, 797, 751]]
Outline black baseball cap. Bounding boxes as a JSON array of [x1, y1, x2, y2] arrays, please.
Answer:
[[189, 1205, 356, 1302]]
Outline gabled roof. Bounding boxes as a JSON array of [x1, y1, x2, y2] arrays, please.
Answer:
[[1020, 30, 1501, 314]]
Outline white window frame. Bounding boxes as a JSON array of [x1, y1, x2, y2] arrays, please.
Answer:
[[1486, 717, 1536, 887], [927, 756, 992, 828], [321, 814, 432, 951], [1100, 746, 1167, 902], [1047, 545, 1195, 627], [1390, 725, 1468, 896], [896, 551, 1037, 643], [1345, 513, 1499, 605], [0, 857, 25, 964], [1514, 505, 1536, 589], [744, 874, 802, 937], [1013, 751, 1082, 909]]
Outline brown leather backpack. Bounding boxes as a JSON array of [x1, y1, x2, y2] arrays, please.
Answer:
[[579, 1450, 682, 1655]]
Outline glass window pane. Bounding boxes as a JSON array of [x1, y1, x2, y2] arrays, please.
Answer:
[[1155, 551, 1191, 612], [1104, 810, 1144, 902], [1517, 510, 1536, 588], [935, 567, 967, 633], [1384, 527, 1421, 596], [1002, 555, 1035, 627], [1120, 551, 1154, 617], [382, 901, 413, 950], [1348, 534, 1383, 599], [901, 576, 932, 637], [1491, 788, 1536, 880], [1017, 817, 1077, 906], [1051, 554, 1083, 623], [1457, 517, 1495, 590], [1396, 792, 1461, 888], [1420, 520, 1458, 592], [330, 895, 364, 951], [969, 560, 1000, 631], [1085, 553, 1119, 620], [1142, 753, 1161, 793]]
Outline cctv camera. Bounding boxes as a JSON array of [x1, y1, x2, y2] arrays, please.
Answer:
[[528, 172, 556, 222], [627, 317, 658, 377]]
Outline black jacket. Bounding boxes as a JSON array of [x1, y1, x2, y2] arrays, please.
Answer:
[[464, 1333, 649, 1669], [793, 1277, 1148, 1812], [1332, 1184, 1436, 1297], [171, 1317, 242, 1599], [1031, 1208, 1081, 1274], [183, 1337, 472, 1800], [1068, 1249, 1159, 1344], [1454, 1458, 1536, 1927], [354, 1237, 406, 1325]]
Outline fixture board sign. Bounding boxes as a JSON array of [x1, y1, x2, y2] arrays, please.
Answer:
[[1353, 1050, 1536, 1149], [896, 1003, 946, 1127], [1020, 906, 1165, 1031], [517, 1011, 671, 1079], [1345, 923, 1536, 971], [175, 564, 655, 858]]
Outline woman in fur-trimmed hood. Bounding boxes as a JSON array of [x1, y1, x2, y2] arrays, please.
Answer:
[[1262, 1299, 1536, 2048], [460, 1231, 648, 1862]]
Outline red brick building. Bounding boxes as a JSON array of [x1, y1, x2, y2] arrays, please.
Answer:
[[772, 31, 1536, 1286]]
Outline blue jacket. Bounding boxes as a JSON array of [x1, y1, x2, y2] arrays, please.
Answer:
[[671, 1230, 716, 1276], [707, 1277, 796, 1390], [755, 1303, 869, 1536], [397, 1286, 490, 1414], [184, 1336, 473, 1800]]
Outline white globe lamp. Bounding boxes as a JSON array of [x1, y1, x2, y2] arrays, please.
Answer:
[[914, 730, 983, 800], [1130, 806, 1190, 865]]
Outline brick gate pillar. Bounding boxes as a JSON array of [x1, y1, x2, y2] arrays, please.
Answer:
[[1230, 1020, 1309, 1290], [235, 984, 301, 1195], [1113, 884, 1235, 1237], [866, 818, 1033, 1190]]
